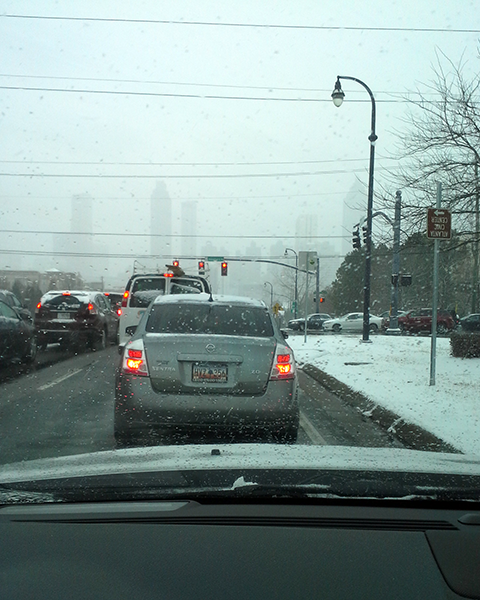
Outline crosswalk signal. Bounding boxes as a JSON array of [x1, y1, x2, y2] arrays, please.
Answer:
[[352, 228, 361, 250], [198, 260, 205, 275], [221, 261, 228, 276]]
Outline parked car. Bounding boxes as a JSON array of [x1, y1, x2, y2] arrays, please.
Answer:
[[397, 308, 455, 334], [0, 299, 37, 364], [118, 272, 211, 344], [115, 294, 299, 446], [459, 313, 480, 332], [35, 290, 119, 350], [0, 289, 33, 322], [323, 312, 383, 333], [287, 313, 332, 331], [380, 310, 407, 331]]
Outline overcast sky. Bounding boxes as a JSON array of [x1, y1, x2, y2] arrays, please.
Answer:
[[0, 1, 479, 288]]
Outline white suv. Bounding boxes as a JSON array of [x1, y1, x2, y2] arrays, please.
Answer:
[[118, 273, 211, 344]]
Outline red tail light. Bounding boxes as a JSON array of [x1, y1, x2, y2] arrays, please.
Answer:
[[87, 302, 97, 314], [117, 308, 122, 316], [269, 346, 296, 380], [121, 290, 129, 307], [35, 302, 42, 312], [163, 272, 173, 277], [122, 340, 149, 376]]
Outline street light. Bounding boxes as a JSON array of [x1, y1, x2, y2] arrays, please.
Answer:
[[332, 75, 377, 342], [264, 281, 273, 308], [284, 248, 298, 318]]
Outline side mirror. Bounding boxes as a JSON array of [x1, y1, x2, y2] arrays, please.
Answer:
[[280, 329, 289, 340], [125, 325, 137, 336]]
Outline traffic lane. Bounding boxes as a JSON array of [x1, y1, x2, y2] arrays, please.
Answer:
[[0, 345, 119, 465], [297, 370, 404, 448], [0, 341, 113, 385]]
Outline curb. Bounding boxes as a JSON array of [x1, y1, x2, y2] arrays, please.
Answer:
[[301, 363, 460, 454]]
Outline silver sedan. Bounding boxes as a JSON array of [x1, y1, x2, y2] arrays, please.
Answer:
[[115, 294, 299, 446]]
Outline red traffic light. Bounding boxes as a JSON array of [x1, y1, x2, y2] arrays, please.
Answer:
[[221, 261, 228, 276], [172, 259, 179, 268], [319, 297, 325, 303], [198, 260, 205, 274]]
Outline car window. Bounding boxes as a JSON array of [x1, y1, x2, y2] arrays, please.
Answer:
[[130, 279, 166, 308], [0, 300, 18, 319], [146, 304, 274, 337]]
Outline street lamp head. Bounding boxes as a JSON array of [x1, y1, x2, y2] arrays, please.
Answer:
[[331, 78, 345, 107]]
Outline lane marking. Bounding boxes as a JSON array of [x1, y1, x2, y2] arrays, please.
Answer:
[[299, 410, 328, 445], [38, 368, 84, 391]]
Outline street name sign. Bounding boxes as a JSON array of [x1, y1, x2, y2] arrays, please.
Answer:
[[427, 208, 451, 239]]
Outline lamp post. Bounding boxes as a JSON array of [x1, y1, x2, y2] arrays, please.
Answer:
[[284, 248, 298, 318], [332, 75, 377, 342], [264, 281, 273, 308]]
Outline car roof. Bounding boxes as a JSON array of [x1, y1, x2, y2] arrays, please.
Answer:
[[152, 293, 267, 308], [41, 290, 103, 300]]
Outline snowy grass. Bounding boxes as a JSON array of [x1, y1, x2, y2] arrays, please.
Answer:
[[289, 333, 480, 456]]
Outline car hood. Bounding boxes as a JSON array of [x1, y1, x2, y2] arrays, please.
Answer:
[[1, 444, 479, 485]]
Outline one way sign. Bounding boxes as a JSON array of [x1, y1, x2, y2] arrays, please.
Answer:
[[427, 208, 451, 239]]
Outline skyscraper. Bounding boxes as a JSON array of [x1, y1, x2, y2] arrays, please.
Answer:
[[150, 181, 172, 259]]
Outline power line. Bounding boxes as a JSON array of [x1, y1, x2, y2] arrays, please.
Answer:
[[0, 84, 403, 103], [0, 157, 375, 167], [0, 166, 395, 179], [0, 230, 347, 239], [0, 73, 443, 98], [2, 14, 479, 33]]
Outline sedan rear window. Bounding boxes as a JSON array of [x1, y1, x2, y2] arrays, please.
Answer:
[[146, 304, 274, 337], [42, 295, 85, 309]]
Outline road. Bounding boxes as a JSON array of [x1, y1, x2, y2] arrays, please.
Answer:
[[0, 344, 402, 465]]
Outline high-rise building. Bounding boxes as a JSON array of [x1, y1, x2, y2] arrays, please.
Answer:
[[181, 200, 197, 258], [150, 181, 172, 259]]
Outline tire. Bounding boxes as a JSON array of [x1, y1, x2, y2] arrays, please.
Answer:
[[91, 328, 107, 352], [437, 323, 448, 335], [332, 323, 341, 333], [369, 323, 378, 333], [22, 335, 37, 364]]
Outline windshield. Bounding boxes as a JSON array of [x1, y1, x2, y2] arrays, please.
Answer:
[[1, 1, 480, 504]]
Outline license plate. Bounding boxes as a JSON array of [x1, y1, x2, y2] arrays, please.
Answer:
[[57, 313, 72, 320], [192, 363, 228, 383]]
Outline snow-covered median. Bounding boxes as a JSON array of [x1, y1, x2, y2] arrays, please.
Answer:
[[289, 334, 480, 456]]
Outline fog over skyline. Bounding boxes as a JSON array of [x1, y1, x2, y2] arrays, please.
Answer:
[[0, 0, 478, 297]]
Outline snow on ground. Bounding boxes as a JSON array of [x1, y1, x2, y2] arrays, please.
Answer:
[[289, 333, 480, 456]]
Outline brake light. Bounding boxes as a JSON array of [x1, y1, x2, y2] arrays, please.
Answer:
[[163, 272, 173, 277], [36, 302, 42, 311], [62, 291, 71, 296], [87, 302, 97, 314], [121, 290, 129, 307], [269, 346, 296, 380], [122, 339, 149, 376], [117, 308, 122, 316]]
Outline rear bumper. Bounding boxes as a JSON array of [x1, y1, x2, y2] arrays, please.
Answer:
[[115, 374, 299, 433]]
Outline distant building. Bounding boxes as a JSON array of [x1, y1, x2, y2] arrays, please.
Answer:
[[151, 181, 172, 259]]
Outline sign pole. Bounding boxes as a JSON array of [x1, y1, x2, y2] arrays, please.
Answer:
[[429, 182, 442, 386]]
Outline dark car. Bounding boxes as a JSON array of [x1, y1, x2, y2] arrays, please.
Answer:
[[115, 294, 299, 446], [35, 290, 119, 350], [460, 313, 480, 332], [287, 313, 332, 332], [0, 289, 33, 323], [104, 292, 123, 315], [398, 308, 455, 334], [0, 299, 37, 364]]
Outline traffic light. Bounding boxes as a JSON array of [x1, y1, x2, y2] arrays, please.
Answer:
[[172, 259, 180, 268], [198, 260, 205, 275], [221, 261, 228, 276], [319, 297, 325, 303], [362, 225, 368, 245], [352, 228, 361, 249]]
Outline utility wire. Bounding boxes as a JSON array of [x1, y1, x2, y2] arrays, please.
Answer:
[[2, 14, 479, 33]]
